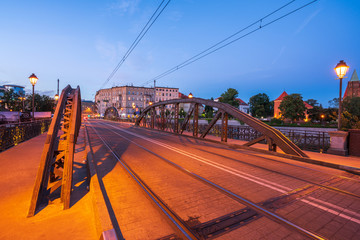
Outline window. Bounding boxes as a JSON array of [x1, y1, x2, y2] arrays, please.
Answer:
[[170, 93, 171, 96], [166, 93, 168, 96]]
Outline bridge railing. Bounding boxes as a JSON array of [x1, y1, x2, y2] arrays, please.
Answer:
[[135, 98, 309, 158], [0, 119, 51, 152]]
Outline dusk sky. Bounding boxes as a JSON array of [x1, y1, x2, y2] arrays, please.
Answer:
[[0, 0, 359, 106]]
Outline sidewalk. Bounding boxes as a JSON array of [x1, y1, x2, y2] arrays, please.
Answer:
[[114, 121, 360, 171], [179, 130, 360, 170], [0, 128, 97, 240]]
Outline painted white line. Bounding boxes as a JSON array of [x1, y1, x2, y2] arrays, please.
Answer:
[[102, 121, 360, 224]]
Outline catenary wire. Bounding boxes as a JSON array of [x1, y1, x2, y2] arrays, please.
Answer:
[[101, 0, 171, 89], [141, 0, 318, 87]]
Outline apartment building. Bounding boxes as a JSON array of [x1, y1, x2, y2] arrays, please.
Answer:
[[95, 85, 179, 117]]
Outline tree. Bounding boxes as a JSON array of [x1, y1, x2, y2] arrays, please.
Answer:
[[307, 104, 324, 122], [26, 94, 56, 112], [179, 108, 186, 118], [1, 89, 21, 111], [249, 93, 272, 118], [204, 97, 214, 118], [305, 99, 319, 107], [343, 97, 360, 117], [328, 98, 339, 109], [341, 97, 360, 129], [219, 88, 239, 108], [279, 94, 306, 122]]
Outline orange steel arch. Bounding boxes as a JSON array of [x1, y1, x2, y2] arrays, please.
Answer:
[[104, 107, 119, 119], [135, 98, 308, 158]]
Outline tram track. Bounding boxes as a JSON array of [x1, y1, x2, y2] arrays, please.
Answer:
[[97, 121, 360, 236], [113, 121, 360, 200], [88, 120, 325, 239]]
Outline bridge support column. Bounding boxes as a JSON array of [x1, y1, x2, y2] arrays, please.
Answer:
[[193, 104, 199, 137], [221, 112, 228, 142], [266, 137, 277, 152]]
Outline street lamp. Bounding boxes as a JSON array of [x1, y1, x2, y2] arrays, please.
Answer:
[[29, 73, 38, 121], [54, 78, 59, 101], [334, 60, 349, 130], [188, 93, 193, 98]]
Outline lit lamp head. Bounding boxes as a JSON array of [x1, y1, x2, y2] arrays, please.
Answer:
[[188, 93, 193, 99], [54, 94, 59, 101], [149, 101, 153, 105], [334, 60, 349, 79], [321, 114, 325, 119], [29, 73, 38, 86]]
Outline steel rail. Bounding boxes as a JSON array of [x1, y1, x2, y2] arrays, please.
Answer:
[[190, 146, 360, 200], [88, 122, 199, 240], [226, 147, 360, 183], [96, 120, 325, 240]]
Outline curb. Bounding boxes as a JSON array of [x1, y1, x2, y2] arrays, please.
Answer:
[[84, 126, 120, 240]]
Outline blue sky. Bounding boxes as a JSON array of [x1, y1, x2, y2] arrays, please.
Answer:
[[0, 0, 359, 106]]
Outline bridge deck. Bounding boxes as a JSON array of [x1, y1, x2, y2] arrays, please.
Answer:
[[0, 120, 360, 239]]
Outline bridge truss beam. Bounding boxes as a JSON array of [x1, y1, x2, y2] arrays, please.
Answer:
[[135, 98, 308, 158]]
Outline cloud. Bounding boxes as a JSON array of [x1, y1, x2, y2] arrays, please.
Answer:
[[109, 0, 140, 15], [294, 9, 321, 35]]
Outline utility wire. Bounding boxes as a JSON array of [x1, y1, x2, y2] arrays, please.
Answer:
[[101, 0, 171, 89], [142, 0, 318, 87]]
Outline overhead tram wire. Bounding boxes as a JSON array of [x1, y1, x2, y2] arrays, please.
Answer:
[[101, 0, 172, 89], [141, 0, 318, 87]]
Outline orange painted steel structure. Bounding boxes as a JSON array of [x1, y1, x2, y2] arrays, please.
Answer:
[[135, 98, 308, 158], [28, 85, 82, 216]]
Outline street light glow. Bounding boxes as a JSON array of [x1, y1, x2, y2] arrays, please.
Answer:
[[29, 73, 38, 86], [334, 60, 349, 79]]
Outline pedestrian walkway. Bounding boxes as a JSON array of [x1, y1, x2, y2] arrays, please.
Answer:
[[0, 128, 97, 240], [178, 129, 360, 170]]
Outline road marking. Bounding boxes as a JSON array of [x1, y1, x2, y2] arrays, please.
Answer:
[[101, 121, 360, 224]]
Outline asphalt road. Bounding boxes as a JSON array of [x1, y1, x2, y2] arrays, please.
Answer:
[[86, 119, 360, 240]]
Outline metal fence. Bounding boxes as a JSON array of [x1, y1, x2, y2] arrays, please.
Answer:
[[0, 119, 51, 152], [149, 118, 330, 153], [204, 125, 330, 153]]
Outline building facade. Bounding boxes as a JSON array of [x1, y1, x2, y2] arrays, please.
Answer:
[[95, 85, 179, 117], [343, 69, 360, 99], [3, 84, 25, 96]]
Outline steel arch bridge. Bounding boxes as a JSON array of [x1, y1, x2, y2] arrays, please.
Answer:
[[135, 98, 308, 158], [104, 107, 119, 119]]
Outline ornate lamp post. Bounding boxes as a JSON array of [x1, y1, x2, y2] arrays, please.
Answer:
[[334, 60, 349, 130], [54, 78, 59, 101], [29, 73, 38, 121]]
